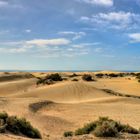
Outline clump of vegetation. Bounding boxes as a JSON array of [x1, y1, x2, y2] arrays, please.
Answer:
[[0, 112, 42, 139], [82, 74, 95, 81], [72, 78, 79, 81], [46, 73, 63, 81], [63, 131, 73, 137], [96, 73, 104, 78], [93, 121, 118, 137], [65, 117, 139, 138], [36, 73, 63, 85], [75, 122, 96, 135], [136, 74, 140, 83]]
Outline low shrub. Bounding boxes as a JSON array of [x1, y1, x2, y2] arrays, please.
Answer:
[[46, 73, 63, 81], [93, 121, 118, 137], [72, 78, 78, 81], [63, 131, 73, 137], [0, 112, 41, 139], [82, 74, 94, 81], [75, 122, 96, 135], [121, 124, 139, 134], [72, 117, 139, 138], [96, 73, 104, 78]]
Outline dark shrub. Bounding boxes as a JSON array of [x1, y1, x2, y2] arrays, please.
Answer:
[[82, 74, 94, 81], [36, 73, 62, 85], [64, 131, 73, 137], [75, 122, 96, 135], [6, 116, 41, 138], [46, 73, 62, 81], [121, 124, 139, 134], [96, 73, 104, 78], [0, 112, 41, 139], [72, 78, 78, 81], [108, 73, 119, 78]]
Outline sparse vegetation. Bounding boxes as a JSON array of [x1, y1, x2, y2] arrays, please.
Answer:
[[0, 112, 42, 139], [65, 117, 139, 138], [82, 74, 95, 81], [93, 121, 118, 137], [136, 74, 140, 83], [63, 131, 73, 137], [36, 73, 62, 85]]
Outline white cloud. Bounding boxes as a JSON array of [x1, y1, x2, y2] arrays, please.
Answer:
[[76, 0, 113, 6], [58, 31, 86, 40], [0, 38, 91, 57], [26, 38, 71, 46], [0, 1, 8, 7], [80, 11, 140, 30], [128, 33, 140, 42], [25, 29, 31, 33]]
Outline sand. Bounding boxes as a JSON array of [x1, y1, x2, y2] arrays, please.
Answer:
[[0, 71, 139, 140]]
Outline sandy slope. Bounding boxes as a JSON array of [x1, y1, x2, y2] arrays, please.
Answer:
[[0, 72, 139, 140], [88, 77, 140, 96], [11, 81, 111, 103]]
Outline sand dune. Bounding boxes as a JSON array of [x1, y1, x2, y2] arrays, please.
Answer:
[[0, 78, 37, 97], [11, 81, 111, 103]]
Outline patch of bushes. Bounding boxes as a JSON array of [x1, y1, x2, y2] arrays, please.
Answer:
[[63, 131, 73, 137], [0, 112, 41, 139], [82, 74, 94, 81], [65, 117, 139, 138], [36, 73, 62, 85]]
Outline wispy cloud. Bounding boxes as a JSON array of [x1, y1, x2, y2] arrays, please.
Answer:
[[76, 0, 113, 7], [128, 33, 140, 42], [0, 38, 91, 57], [58, 31, 86, 40], [26, 38, 71, 46], [80, 11, 140, 30]]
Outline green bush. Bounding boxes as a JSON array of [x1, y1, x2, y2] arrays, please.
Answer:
[[0, 112, 8, 123], [6, 116, 41, 138], [75, 122, 96, 135], [93, 121, 118, 137], [63, 131, 73, 137], [0, 112, 42, 139]]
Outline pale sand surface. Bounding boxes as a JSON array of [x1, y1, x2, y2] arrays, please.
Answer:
[[0, 72, 139, 140]]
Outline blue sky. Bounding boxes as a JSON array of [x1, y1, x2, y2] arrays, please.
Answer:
[[0, 0, 140, 70]]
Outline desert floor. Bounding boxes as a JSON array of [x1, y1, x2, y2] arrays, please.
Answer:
[[0, 72, 140, 140]]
